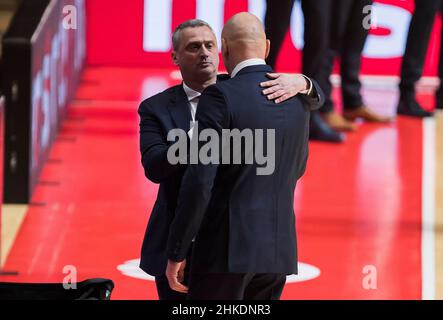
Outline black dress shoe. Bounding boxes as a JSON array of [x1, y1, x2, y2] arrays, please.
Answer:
[[309, 112, 345, 143], [397, 99, 433, 117]]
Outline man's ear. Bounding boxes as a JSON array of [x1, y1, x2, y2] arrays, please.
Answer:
[[172, 51, 179, 66], [221, 38, 228, 59], [265, 39, 271, 59]]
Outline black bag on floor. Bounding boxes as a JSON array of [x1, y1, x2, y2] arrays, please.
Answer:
[[0, 278, 114, 300]]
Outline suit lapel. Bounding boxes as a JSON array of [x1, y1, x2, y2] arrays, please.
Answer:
[[167, 85, 192, 132]]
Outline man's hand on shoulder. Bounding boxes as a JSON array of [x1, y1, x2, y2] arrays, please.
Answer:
[[260, 73, 311, 103]]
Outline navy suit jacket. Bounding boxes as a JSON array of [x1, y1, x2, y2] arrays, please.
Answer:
[[166, 65, 320, 274]]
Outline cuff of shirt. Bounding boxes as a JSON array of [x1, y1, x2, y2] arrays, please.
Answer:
[[299, 74, 313, 96]]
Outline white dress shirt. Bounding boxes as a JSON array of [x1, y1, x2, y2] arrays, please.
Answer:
[[183, 82, 201, 121]]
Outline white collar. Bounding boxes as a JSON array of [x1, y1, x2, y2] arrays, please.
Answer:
[[182, 82, 201, 102], [230, 58, 266, 78]]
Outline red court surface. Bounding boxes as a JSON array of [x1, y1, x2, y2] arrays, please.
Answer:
[[0, 67, 431, 299]]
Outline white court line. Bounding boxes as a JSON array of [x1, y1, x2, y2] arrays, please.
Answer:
[[422, 117, 436, 300]]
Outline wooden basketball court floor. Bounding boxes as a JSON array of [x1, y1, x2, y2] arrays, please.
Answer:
[[1, 67, 442, 300]]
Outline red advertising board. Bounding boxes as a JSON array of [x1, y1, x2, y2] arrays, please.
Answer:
[[2, 0, 86, 203], [86, 0, 441, 76]]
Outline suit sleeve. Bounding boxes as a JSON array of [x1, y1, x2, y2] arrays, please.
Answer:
[[166, 85, 229, 262], [299, 78, 325, 111], [297, 121, 310, 180], [138, 100, 185, 183]]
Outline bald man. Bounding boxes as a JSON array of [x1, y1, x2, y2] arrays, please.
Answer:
[[165, 13, 323, 300], [140, 18, 322, 300]]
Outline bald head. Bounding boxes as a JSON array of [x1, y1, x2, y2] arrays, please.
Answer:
[[221, 12, 270, 74]]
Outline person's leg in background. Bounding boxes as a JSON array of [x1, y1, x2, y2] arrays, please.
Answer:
[[339, 0, 392, 123], [301, 0, 345, 142], [397, 0, 439, 117], [318, 0, 390, 129], [301, 0, 331, 78], [265, 0, 344, 142], [264, 0, 295, 69], [315, 0, 358, 132]]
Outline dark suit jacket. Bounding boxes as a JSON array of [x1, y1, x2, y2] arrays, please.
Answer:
[[138, 83, 193, 276], [138, 74, 233, 276], [166, 65, 322, 274]]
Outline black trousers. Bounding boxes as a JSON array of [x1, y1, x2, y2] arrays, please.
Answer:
[[265, 0, 370, 112], [155, 274, 187, 300], [318, 0, 372, 112], [400, 0, 443, 104], [187, 273, 286, 300], [265, 0, 332, 78], [264, 0, 333, 131]]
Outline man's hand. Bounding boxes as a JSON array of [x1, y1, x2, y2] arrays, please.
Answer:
[[261, 73, 309, 104], [165, 259, 188, 293]]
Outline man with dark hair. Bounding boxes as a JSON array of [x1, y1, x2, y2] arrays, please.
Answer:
[[264, 0, 391, 141]]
